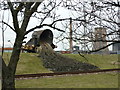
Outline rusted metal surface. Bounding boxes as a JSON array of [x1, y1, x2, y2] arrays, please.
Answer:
[[15, 68, 120, 79], [22, 29, 55, 52], [0, 48, 13, 50]]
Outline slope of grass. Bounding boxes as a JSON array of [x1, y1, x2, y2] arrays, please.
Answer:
[[3, 53, 52, 74], [3, 53, 119, 88], [65, 54, 119, 69], [16, 72, 119, 88], [15, 53, 119, 75], [16, 53, 52, 74], [3, 53, 119, 75]]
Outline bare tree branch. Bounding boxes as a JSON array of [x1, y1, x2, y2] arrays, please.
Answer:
[[1, 21, 15, 31], [20, 2, 42, 32], [104, 2, 120, 7], [25, 23, 65, 35], [87, 42, 117, 54], [30, 2, 43, 14], [7, 1, 19, 32], [15, 2, 25, 13]]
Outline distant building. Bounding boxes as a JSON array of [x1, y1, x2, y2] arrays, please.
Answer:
[[73, 46, 79, 51], [92, 27, 109, 54], [112, 42, 120, 54]]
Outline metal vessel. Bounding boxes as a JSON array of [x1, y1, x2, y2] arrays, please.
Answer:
[[22, 29, 55, 53]]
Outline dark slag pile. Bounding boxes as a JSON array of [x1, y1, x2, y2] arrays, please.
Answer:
[[38, 43, 99, 72]]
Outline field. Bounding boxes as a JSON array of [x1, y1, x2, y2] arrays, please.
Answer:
[[16, 72, 118, 88], [3, 53, 120, 88]]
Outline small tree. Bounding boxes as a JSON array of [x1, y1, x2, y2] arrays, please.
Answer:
[[1, 0, 64, 89], [2, 1, 42, 89], [1, 0, 71, 89]]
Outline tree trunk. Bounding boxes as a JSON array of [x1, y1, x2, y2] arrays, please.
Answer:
[[2, 34, 24, 89], [2, 67, 15, 89]]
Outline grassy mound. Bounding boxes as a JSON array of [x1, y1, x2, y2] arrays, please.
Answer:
[[38, 43, 99, 72]]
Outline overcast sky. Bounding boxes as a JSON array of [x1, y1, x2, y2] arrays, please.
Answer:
[[0, 0, 117, 51], [0, 3, 76, 51]]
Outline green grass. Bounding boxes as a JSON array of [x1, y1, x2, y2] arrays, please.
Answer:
[[3, 53, 119, 88], [65, 54, 119, 69], [3, 53, 52, 74], [16, 72, 119, 88], [3, 53, 119, 74], [16, 53, 52, 74]]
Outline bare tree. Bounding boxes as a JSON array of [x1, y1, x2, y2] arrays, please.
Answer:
[[53, 0, 120, 53], [1, 1, 43, 89], [0, 0, 65, 89]]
